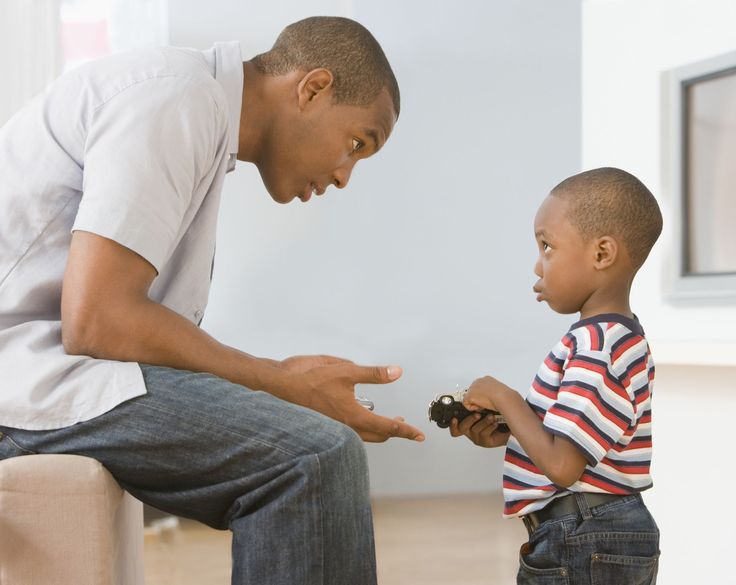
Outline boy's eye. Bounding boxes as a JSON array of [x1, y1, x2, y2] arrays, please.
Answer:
[[351, 138, 364, 153], [542, 242, 550, 252]]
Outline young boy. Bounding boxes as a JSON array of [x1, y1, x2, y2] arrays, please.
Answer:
[[451, 167, 662, 584]]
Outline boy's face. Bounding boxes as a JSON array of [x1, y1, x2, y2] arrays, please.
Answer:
[[532, 195, 597, 315]]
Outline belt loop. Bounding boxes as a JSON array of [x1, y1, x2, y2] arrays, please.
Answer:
[[574, 492, 593, 520]]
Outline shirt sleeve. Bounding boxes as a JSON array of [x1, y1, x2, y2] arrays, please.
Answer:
[[542, 348, 635, 466], [73, 75, 226, 273]]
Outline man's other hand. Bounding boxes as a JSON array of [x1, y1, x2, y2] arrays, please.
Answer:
[[279, 356, 425, 443]]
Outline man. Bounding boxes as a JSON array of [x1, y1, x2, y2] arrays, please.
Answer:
[[0, 16, 423, 585]]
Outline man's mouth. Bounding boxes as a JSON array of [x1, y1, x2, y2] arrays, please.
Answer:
[[298, 183, 326, 203]]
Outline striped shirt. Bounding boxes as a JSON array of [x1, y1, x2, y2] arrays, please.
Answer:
[[503, 313, 654, 518]]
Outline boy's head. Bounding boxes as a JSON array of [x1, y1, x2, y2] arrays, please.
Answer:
[[550, 167, 662, 269], [533, 167, 662, 316]]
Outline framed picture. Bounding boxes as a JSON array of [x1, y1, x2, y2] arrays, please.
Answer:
[[663, 50, 736, 300]]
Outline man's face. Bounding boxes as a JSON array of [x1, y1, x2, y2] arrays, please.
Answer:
[[532, 195, 597, 315], [256, 88, 396, 204]]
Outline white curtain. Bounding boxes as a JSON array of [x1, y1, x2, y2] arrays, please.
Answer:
[[0, 0, 62, 126]]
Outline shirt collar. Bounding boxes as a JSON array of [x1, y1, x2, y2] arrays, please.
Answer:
[[206, 42, 243, 172]]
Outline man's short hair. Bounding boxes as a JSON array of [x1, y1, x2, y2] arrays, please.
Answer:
[[252, 16, 400, 117], [551, 167, 663, 268]]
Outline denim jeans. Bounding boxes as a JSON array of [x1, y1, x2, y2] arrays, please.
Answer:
[[0, 364, 377, 585], [517, 493, 660, 585]]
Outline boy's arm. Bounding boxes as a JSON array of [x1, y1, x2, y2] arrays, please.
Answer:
[[463, 376, 587, 487], [61, 230, 425, 443]]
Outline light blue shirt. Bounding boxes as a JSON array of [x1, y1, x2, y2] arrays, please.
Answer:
[[0, 42, 243, 429]]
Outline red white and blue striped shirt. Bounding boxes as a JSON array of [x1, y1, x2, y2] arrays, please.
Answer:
[[503, 314, 654, 518]]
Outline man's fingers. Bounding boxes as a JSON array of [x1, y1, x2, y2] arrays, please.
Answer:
[[352, 410, 424, 443], [318, 355, 354, 365], [340, 364, 403, 385]]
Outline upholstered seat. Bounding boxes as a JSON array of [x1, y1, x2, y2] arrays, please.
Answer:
[[0, 454, 144, 585]]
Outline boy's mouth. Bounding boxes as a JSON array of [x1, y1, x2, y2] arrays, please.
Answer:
[[533, 284, 544, 302]]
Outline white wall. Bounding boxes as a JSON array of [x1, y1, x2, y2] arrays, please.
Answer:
[[169, 0, 582, 497], [0, 0, 61, 126], [583, 0, 736, 581]]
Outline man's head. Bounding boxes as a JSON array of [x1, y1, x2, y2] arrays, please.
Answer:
[[252, 16, 400, 117], [241, 16, 400, 204], [532, 167, 662, 315]]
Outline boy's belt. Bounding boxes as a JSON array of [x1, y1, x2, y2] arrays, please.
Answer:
[[522, 492, 635, 533]]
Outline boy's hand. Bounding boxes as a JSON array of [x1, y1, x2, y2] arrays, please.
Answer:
[[463, 375, 507, 411], [449, 412, 510, 448]]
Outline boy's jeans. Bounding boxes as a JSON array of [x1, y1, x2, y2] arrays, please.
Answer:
[[0, 364, 377, 585], [518, 493, 659, 585]]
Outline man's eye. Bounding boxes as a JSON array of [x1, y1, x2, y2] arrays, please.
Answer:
[[542, 242, 550, 251], [352, 138, 364, 153]]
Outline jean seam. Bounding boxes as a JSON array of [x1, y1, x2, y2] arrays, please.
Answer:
[[315, 451, 326, 585], [591, 551, 660, 565], [1, 432, 38, 455], [567, 531, 659, 546], [589, 494, 641, 516], [135, 399, 303, 459]]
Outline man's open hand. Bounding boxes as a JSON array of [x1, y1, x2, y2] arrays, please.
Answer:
[[279, 355, 425, 443]]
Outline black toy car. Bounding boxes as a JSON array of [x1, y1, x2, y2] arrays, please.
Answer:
[[428, 390, 509, 433]]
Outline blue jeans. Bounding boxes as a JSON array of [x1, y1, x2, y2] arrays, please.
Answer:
[[518, 493, 660, 585], [0, 364, 377, 585]]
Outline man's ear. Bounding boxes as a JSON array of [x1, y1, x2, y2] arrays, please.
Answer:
[[296, 68, 334, 110], [592, 236, 619, 270]]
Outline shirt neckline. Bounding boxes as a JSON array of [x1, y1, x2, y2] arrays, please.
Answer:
[[569, 312, 645, 336]]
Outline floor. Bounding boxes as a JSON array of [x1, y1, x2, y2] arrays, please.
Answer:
[[144, 492, 526, 585]]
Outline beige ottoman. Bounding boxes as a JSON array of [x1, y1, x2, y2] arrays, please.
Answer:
[[0, 454, 144, 585]]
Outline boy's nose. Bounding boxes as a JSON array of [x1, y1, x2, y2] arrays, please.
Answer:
[[534, 256, 543, 278]]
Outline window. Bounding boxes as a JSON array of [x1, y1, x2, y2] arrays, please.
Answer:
[[61, 0, 168, 72], [664, 50, 736, 299], [0, 0, 167, 126]]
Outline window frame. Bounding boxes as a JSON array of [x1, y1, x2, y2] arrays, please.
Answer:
[[663, 50, 736, 301]]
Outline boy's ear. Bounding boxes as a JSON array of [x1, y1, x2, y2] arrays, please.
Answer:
[[296, 68, 334, 110], [592, 236, 618, 270]]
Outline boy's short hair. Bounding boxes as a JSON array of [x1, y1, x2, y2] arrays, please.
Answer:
[[550, 167, 663, 268], [252, 16, 400, 117]]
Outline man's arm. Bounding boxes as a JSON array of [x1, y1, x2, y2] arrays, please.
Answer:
[[62, 230, 425, 443]]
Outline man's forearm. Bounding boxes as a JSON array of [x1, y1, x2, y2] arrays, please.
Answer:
[[63, 295, 301, 401]]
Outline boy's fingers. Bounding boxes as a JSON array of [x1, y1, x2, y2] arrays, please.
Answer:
[[457, 413, 481, 434], [449, 418, 463, 437]]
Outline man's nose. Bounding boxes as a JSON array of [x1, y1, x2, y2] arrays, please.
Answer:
[[332, 160, 356, 189]]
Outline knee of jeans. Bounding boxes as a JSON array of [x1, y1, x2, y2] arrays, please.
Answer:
[[319, 423, 368, 482]]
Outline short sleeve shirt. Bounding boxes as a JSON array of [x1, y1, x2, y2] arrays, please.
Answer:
[[0, 42, 243, 430], [502, 314, 655, 518]]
